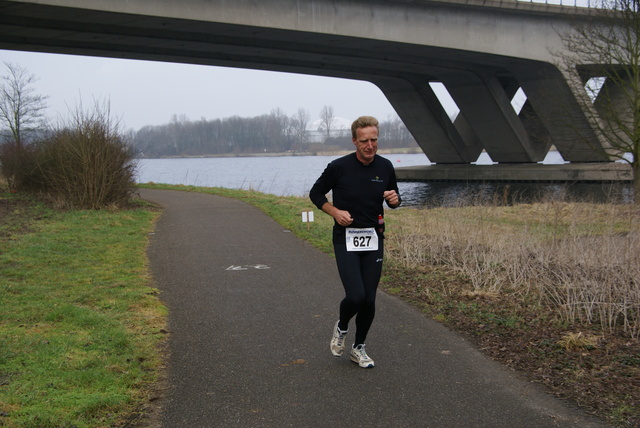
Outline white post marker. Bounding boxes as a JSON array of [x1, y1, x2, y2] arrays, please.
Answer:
[[302, 210, 314, 230]]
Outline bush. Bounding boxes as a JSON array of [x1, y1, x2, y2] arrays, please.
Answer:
[[0, 103, 137, 209], [0, 140, 40, 192]]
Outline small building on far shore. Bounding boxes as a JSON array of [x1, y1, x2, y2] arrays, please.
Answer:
[[305, 117, 352, 143]]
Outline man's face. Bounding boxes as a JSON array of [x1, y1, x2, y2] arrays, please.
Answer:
[[353, 125, 378, 165]]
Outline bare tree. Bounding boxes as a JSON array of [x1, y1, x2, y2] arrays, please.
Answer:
[[557, 0, 640, 201], [319, 105, 335, 142], [292, 107, 310, 144], [0, 62, 48, 146]]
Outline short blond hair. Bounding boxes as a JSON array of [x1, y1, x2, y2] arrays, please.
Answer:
[[351, 116, 379, 140]]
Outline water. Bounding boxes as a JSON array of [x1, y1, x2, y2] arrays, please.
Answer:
[[135, 153, 632, 207], [135, 153, 431, 198]]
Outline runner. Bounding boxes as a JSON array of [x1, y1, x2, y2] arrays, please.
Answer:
[[309, 115, 401, 368]]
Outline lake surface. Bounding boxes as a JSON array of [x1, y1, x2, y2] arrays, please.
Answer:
[[135, 152, 632, 207], [136, 153, 432, 196]]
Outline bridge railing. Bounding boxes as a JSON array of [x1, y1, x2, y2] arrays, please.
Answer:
[[517, 0, 597, 7]]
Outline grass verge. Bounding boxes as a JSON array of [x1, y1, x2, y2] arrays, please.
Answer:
[[0, 193, 166, 427]]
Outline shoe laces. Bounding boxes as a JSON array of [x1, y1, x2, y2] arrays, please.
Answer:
[[355, 344, 369, 360]]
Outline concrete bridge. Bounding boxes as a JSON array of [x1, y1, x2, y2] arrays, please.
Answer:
[[0, 0, 631, 181]]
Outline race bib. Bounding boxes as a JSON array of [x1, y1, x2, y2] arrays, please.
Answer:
[[345, 227, 379, 252]]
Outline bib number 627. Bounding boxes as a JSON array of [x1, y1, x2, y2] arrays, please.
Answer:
[[345, 227, 379, 252], [353, 236, 372, 247]]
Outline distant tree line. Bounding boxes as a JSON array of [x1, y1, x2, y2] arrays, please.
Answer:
[[131, 108, 416, 158], [0, 61, 417, 160]]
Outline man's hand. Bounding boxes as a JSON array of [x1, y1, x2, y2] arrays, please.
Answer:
[[321, 202, 353, 227], [383, 190, 400, 207], [333, 209, 354, 227]]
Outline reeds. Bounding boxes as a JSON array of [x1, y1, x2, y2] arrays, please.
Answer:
[[385, 200, 640, 338]]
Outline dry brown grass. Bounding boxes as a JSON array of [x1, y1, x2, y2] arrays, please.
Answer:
[[384, 201, 640, 338], [381, 200, 639, 425], [557, 331, 601, 351]]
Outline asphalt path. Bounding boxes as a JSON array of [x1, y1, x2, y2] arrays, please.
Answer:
[[140, 188, 608, 428]]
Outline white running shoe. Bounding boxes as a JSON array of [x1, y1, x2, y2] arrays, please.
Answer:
[[330, 321, 347, 357], [350, 344, 375, 368]]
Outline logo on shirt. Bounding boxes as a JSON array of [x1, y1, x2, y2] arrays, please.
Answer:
[[371, 175, 384, 183]]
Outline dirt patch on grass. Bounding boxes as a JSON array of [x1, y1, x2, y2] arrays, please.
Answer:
[[0, 198, 11, 222], [381, 264, 640, 427], [0, 195, 48, 239]]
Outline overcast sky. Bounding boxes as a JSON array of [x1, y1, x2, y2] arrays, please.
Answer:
[[1, 49, 402, 132]]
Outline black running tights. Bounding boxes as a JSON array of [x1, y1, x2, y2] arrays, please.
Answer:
[[334, 240, 384, 346]]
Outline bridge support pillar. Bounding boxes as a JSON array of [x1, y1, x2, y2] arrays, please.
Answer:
[[443, 72, 545, 163], [372, 76, 483, 163], [514, 65, 610, 162], [592, 71, 633, 158]]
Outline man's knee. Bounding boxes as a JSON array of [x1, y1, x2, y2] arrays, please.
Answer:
[[344, 293, 366, 308]]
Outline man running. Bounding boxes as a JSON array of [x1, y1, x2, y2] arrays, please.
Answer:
[[309, 115, 401, 368]]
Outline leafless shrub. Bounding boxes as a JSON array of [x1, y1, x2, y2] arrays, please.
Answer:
[[386, 201, 640, 338], [0, 100, 137, 209], [543, 232, 640, 337], [0, 140, 40, 192]]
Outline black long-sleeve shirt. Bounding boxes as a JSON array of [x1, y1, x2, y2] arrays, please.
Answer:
[[309, 153, 401, 241]]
